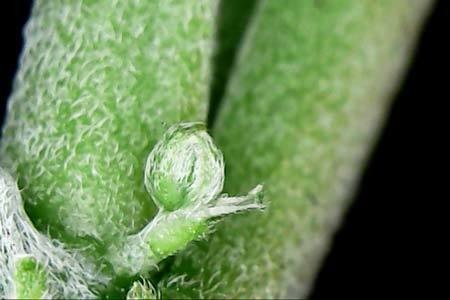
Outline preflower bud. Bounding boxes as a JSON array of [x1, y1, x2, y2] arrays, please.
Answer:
[[144, 123, 224, 211]]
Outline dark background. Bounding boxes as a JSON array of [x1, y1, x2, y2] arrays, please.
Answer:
[[311, 1, 446, 297], [1, 1, 445, 298]]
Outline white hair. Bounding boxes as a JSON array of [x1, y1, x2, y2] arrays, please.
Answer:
[[0, 167, 109, 299]]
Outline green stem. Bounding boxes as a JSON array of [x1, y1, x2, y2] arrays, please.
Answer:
[[162, 1, 433, 298], [0, 0, 216, 251]]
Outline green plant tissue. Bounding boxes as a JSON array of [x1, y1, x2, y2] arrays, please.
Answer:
[[0, 0, 433, 298], [0, 0, 216, 250], [162, 1, 432, 298]]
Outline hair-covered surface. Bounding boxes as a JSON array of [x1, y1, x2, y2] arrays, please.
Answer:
[[0, 167, 109, 298]]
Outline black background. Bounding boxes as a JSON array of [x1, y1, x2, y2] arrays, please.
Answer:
[[1, 1, 446, 298]]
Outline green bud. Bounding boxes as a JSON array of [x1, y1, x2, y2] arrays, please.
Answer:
[[148, 214, 207, 259], [144, 122, 224, 211], [107, 122, 265, 276], [13, 255, 48, 299]]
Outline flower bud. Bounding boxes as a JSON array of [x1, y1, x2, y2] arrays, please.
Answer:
[[144, 123, 224, 211]]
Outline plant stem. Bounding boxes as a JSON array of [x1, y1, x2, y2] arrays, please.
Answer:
[[162, 1, 433, 298], [0, 0, 216, 250]]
